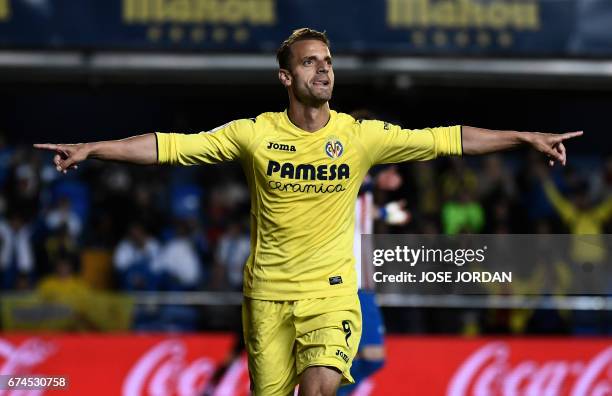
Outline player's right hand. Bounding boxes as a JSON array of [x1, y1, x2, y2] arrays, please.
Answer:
[[33, 143, 89, 174]]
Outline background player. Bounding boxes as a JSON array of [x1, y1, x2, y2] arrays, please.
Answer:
[[339, 111, 409, 396], [340, 165, 409, 396]]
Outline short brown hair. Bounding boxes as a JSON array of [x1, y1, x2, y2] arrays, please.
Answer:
[[276, 28, 330, 70]]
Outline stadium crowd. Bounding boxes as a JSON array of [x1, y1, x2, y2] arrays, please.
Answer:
[[0, 138, 610, 334]]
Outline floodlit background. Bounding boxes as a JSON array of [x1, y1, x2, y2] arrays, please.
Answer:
[[0, 1, 610, 395]]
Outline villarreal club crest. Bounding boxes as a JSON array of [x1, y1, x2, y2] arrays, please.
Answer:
[[325, 137, 344, 159]]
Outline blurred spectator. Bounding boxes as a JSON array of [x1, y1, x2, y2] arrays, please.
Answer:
[[544, 175, 612, 235], [156, 219, 203, 290], [486, 199, 512, 233], [6, 159, 40, 220], [45, 196, 82, 238], [543, 173, 611, 264], [48, 180, 89, 227], [202, 179, 248, 241], [98, 164, 134, 241], [143, 218, 205, 331], [478, 155, 517, 201], [36, 254, 97, 330], [217, 181, 249, 211], [441, 187, 485, 234], [0, 210, 34, 289], [213, 219, 250, 291], [44, 223, 79, 276], [478, 155, 517, 232], [128, 183, 166, 235], [83, 210, 115, 249], [541, 171, 611, 334], [523, 254, 572, 335], [517, 151, 558, 223], [113, 222, 161, 291], [171, 183, 203, 221], [589, 155, 612, 203], [441, 158, 478, 200], [36, 254, 133, 331]]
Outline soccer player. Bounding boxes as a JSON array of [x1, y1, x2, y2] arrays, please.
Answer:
[[35, 28, 582, 396]]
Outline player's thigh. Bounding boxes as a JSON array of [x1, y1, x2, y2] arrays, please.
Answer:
[[242, 298, 298, 396], [293, 293, 362, 385]]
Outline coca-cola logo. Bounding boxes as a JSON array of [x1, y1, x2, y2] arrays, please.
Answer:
[[123, 339, 250, 396], [447, 342, 612, 396], [0, 338, 56, 396]]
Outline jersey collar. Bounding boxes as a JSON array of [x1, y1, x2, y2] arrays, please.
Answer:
[[282, 109, 337, 136]]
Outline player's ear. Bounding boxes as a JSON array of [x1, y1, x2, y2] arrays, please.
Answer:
[[279, 68, 292, 87]]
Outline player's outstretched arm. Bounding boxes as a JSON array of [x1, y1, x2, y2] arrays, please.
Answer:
[[34, 133, 157, 173], [461, 126, 583, 166]]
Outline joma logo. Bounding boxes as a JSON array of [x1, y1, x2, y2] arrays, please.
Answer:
[[267, 141, 296, 152], [336, 349, 349, 363]]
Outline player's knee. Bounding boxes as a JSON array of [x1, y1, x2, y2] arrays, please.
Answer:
[[298, 366, 342, 396], [300, 385, 338, 396], [299, 383, 339, 396]]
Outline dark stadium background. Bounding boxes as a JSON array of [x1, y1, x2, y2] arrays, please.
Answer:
[[0, 0, 610, 395]]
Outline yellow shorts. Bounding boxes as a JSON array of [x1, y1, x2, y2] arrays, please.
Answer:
[[242, 293, 362, 396]]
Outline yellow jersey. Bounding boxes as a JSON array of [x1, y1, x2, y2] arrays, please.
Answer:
[[544, 180, 612, 264], [156, 110, 462, 300]]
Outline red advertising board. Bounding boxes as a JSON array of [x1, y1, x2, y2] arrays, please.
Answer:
[[0, 334, 609, 395], [372, 337, 611, 396]]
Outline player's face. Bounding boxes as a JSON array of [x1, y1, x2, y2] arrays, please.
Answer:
[[286, 40, 334, 106]]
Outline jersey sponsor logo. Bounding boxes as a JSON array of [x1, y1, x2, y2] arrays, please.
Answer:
[[267, 181, 347, 194], [266, 141, 296, 152], [329, 276, 343, 285], [266, 160, 349, 180], [325, 138, 344, 159]]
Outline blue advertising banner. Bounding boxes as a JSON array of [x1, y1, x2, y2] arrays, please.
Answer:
[[0, 0, 611, 56]]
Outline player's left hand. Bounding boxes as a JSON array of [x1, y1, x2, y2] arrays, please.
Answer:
[[527, 131, 583, 167]]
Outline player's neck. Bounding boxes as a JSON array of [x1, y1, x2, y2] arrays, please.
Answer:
[[287, 102, 330, 132]]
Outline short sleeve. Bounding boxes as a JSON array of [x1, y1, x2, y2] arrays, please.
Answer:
[[156, 119, 255, 165], [358, 120, 462, 165]]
